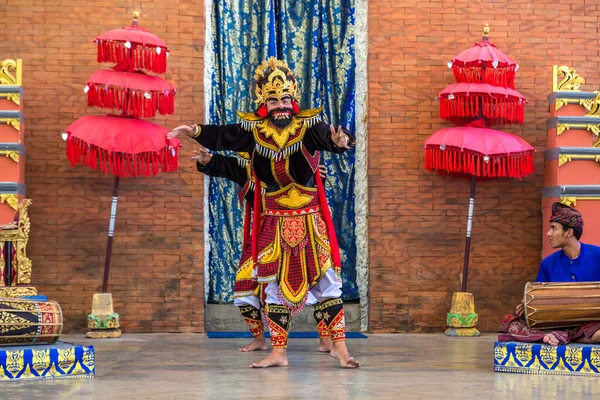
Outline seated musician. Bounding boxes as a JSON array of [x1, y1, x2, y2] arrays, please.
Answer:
[[498, 202, 600, 345]]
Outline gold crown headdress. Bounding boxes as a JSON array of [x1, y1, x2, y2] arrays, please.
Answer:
[[253, 57, 298, 105]]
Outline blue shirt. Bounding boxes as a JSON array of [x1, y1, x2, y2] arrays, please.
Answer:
[[537, 243, 600, 282]]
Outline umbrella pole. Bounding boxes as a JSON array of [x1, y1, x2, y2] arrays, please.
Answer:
[[461, 175, 476, 292], [102, 176, 120, 293]]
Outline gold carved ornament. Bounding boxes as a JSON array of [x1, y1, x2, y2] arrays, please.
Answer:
[[0, 150, 19, 163], [0, 287, 37, 297], [0, 119, 20, 131], [553, 65, 585, 92], [557, 154, 600, 167], [0, 195, 19, 211], [553, 65, 586, 110], [556, 123, 600, 137], [560, 197, 599, 207], [0, 199, 32, 285], [578, 91, 600, 115], [0, 59, 21, 86], [0, 59, 22, 107], [3, 93, 20, 106]]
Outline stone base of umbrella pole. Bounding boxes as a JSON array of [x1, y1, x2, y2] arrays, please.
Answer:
[[87, 293, 121, 339], [445, 292, 481, 337]]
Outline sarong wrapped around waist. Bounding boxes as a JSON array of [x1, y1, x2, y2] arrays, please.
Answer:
[[256, 183, 337, 308]]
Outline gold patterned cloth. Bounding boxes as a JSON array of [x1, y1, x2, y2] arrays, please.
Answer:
[[0, 298, 62, 346]]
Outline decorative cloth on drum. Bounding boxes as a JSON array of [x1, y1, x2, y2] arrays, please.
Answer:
[[549, 202, 584, 229], [0, 299, 62, 346], [536, 243, 600, 283], [238, 305, 264, 338], [498, 313, 600, 345]]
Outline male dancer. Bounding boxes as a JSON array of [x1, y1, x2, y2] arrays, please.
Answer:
[[171, 58, 359, 368], [194, 147, 337, 355]]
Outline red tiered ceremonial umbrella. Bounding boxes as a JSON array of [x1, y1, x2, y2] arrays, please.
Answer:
[[63, 13, 179, 293], [449, 24, 518, 88], [425, 26, 535, 293]]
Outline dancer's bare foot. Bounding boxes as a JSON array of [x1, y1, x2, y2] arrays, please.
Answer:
[[317, 337, 339, 359], [250, 348, 288, 368], [332, 341, 360, 368], [329, 347, 339, 360], [239, 335, 268, 352], [318, 338, 332, 352], [543, 333, 560, 346]]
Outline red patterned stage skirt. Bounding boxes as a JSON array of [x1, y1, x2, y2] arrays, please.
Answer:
[[233, 237, 259, 298], [256, 183, 338, 308]]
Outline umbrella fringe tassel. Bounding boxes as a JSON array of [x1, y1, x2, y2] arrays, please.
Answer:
[[87, 85, 175, 118], [66, 137, 180, 178], [451, 65, 516, 88], [96, 40, 167, 74], [424, 146, 534, 179], [439, 96, 524, 124]]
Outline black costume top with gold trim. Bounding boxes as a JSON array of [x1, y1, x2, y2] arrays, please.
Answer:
[[197, 152, 259, 203], [194, 107, 349, 192]]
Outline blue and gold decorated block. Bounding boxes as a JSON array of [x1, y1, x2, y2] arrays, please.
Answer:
[[494, 341, 600, 376], [0, 342, 94, 381]]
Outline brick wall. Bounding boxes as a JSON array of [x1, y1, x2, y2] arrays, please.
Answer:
[[3, 1, 600, 333], [0, 1, 206, 332], [367, 0, 600, 332]]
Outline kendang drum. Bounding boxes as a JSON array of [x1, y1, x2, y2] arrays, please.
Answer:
[[524, 281, 600, 329], [0, 298, 62, 346]]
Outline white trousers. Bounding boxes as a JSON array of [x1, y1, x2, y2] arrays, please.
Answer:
[[233, 268, 342, 308], [265, 267, 342, 305]]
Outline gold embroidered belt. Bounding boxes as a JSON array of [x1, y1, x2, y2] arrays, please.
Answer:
[[263, 183, 320, 213]]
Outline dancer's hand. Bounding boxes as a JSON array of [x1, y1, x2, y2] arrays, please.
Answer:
[[330, 125, 351, 149], [318, 164, 327, 179], [192, 145, 212, 165], [168, 124, 198, 140]]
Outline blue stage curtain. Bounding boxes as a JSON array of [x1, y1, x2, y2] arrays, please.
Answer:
[[206, 0, 358, 303]]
